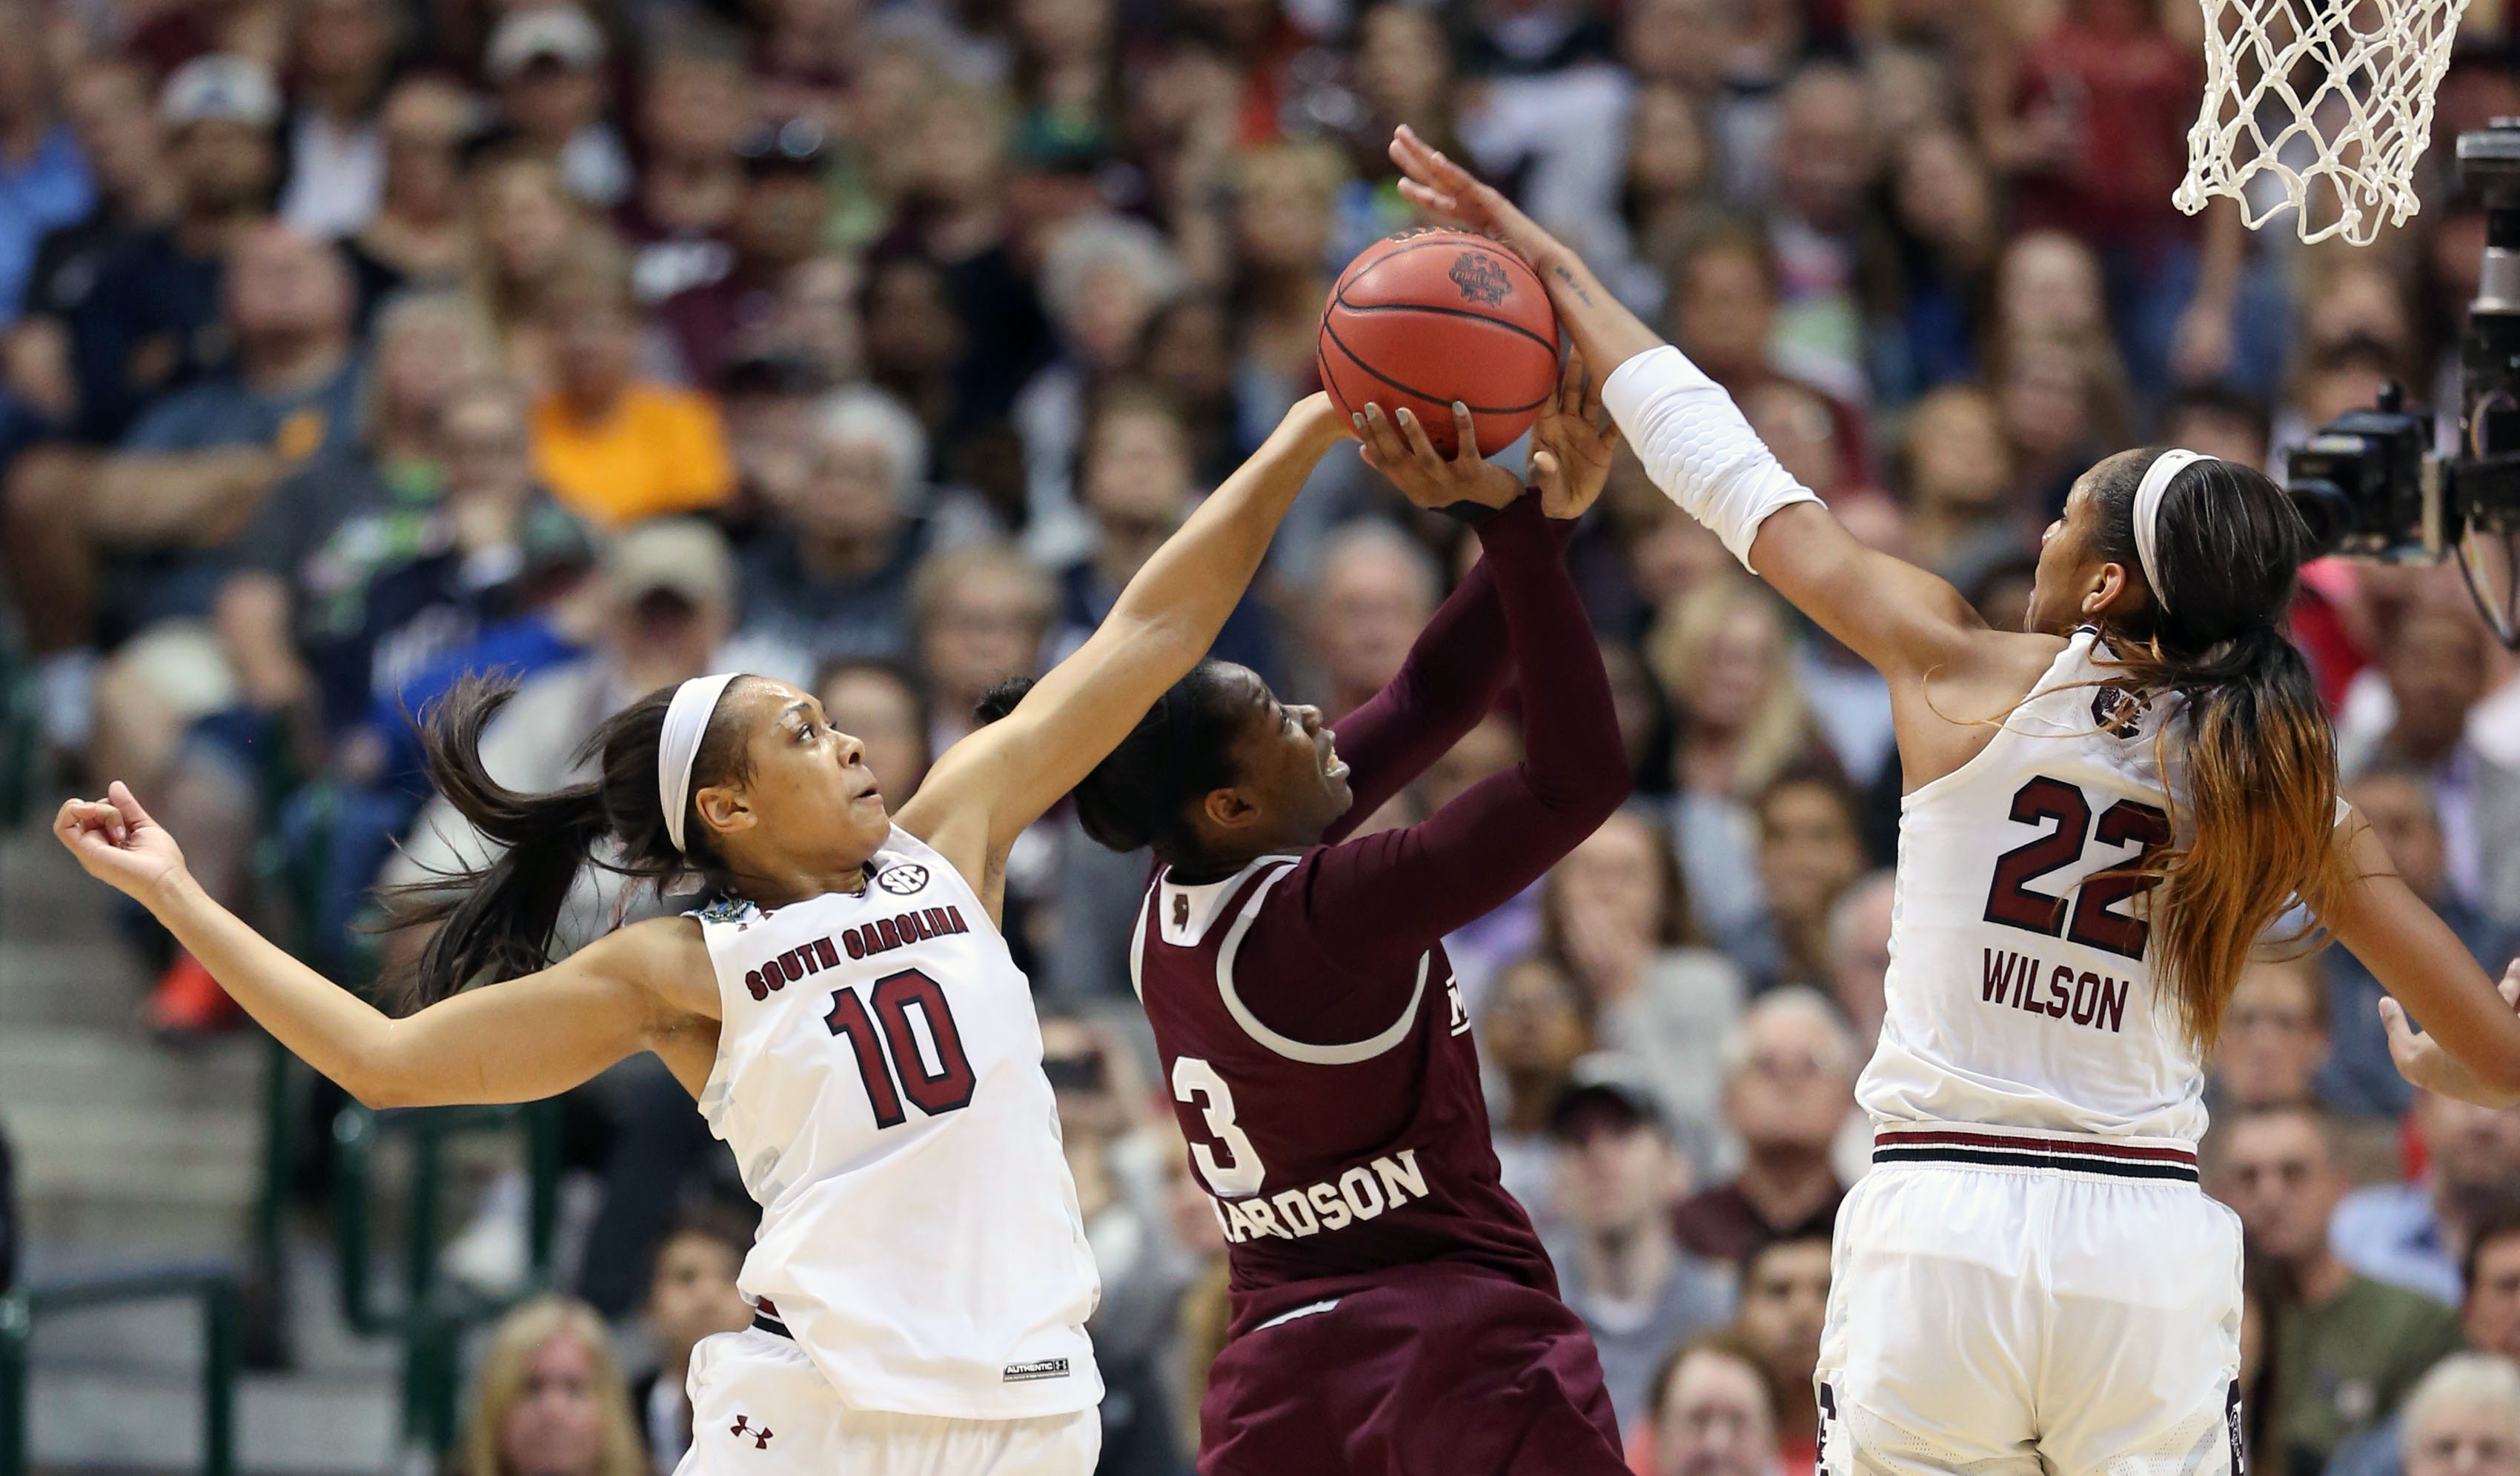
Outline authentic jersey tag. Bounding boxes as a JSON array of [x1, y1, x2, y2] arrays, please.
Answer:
[[1002, 1357, 1070, 1383]]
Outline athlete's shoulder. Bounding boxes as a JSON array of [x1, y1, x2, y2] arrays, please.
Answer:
[[572, 914, 716, 1017]]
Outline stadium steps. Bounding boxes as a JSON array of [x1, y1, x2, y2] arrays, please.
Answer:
[[2, 813, 399, 1472]]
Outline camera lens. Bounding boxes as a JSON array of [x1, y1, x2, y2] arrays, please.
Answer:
[[2289, 479, 2355, 557]]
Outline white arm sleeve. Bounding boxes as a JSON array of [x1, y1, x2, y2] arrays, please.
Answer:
[[1598, 345, 1823, 572]]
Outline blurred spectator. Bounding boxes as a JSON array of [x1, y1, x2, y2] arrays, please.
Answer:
[[1650, 578, 1816, 952], [2395, 1356, 2520, 1476], [620, 41, 745, 308], [1309, 521, 1438, 720], [488, 5, 629, 207], [1734, 1230, 1832, 1476], [2321, 768, 2518, 1117], [1542, 808, 1745, 1154], [1046, 388, 1276, 682], [2211, 957, 2331, 1111], [68, 54, 279, 445], [362, 376, 597, 799], [2332, 1091, 2520, 1307], [53, 223, 361, 793], [1823, 870, 1894, 1050], [276, 0, 395, 239], [629, 1207, 754, 1472], [2208, 1103, 2465, 1469], [735, 385, 939, 665], [1014, 216, 1187, 563], [459, 1296, 645, 1476], [1895, 385, 2021, 582], [1606, 82, 1722, 313], [348, 76, 477, 295], [1545, 1054, 1734, 1442], [528, 252, 736, 527], [1877, 127, 1997, 403], [2350, 612, 2520, 926], [0, 0, 93, 334], [1673, 989, 1855, 1265], [1745, 764, 1869, 993], [2158, 382, 2272, 470], [912, 539, 1053, 756], [1481, 953, 1592, 1228], [655, 118, 835, 389], [1041, 1016, 1194, 1472], [1644, 1330, 1784, 1476], [815, 658, 932, 804], [2328, 1209, 2520, 1476], [1995, 322, 2129, 518], [1222, 141, 1344, 446], [2471, 1210, 2520, 1361], [7, 59, 173, 424], [468, 149, 594, 384], [212, 295, 503, 754], [1763, 62, 1886, 403]]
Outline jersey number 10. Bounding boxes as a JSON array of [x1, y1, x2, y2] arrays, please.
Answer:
[[1982, 777, 2172, 959], [824, 970, 978, 1129]]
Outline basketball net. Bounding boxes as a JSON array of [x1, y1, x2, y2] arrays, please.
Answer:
[[2175, 0, 2474, 245]]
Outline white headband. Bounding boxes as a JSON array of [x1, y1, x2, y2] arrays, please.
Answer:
[[2132, 449, 2209, 616], [659, 673, 742, 854]]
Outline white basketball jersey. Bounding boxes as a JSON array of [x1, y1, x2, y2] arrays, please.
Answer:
[[692, 825, 1102, 1419], [1860, 628, 2211, 1146]]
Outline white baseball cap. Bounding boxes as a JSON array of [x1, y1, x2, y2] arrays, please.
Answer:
[[159, 54, 281, 130], [485, 4, 606, 82]]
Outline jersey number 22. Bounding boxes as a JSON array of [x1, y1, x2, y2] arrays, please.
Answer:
[[1982, 777, 2172, 958]]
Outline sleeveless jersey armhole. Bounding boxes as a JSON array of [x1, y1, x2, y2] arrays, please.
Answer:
[[1900, 629, 2102, 816], [687, 898, 760, 1126]]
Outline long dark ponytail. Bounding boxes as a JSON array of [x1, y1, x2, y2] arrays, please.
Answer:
[[973, 661, 1248, 864], [379, 673, 757, 1013], [2088, 448, 2354, 1053]]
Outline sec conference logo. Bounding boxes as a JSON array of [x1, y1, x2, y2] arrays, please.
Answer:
[[876, 864, 930, 897]]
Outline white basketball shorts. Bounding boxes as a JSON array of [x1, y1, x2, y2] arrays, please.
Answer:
[[675, 1325, 1102, 1475], [1817, 1127, 2244, 1476]]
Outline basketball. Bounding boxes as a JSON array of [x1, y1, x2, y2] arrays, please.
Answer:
[[1316, 229, 1562, 458]]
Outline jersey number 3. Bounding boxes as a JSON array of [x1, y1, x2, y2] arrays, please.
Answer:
[[825, 970, 977, 1129], [1982, 777, 2172, 958], [1171, 1057, 1267, 1197]]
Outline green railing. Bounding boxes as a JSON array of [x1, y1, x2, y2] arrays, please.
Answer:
[[0, 1263, 242, 1476], [331, 1098, 564, 1452]]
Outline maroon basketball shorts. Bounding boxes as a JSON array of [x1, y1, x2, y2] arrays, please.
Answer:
[[1197, 1262, 1627, 1476]]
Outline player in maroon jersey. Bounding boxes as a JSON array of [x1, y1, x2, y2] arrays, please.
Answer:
[[985, 359, 1632, 1475]]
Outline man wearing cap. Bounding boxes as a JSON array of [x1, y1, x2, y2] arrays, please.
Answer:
[[69, 54, 278, 444], [487, 4, 629, 207], [1546, 1053, 1737, 1446]]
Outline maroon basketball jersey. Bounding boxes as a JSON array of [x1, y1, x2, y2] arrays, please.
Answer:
[[1131, 853, 1561, 1306]]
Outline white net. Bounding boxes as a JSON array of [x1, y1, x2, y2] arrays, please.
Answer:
[[2175, 0, 2473, 245]]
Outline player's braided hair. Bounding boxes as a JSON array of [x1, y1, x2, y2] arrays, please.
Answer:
[[377, 674, 755, 1013], [2083, 448, 2353, 1053], [975, 661, 1247, 862]]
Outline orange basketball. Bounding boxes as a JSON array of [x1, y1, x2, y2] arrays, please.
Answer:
[[1316, 229, 1562, 459]]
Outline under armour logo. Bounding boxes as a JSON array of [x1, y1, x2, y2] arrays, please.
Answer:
[[1173, 894, 1190, 928], [730, 1414, 774, 1449]]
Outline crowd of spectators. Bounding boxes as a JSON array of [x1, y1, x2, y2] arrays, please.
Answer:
[[5, 0, 2520, 1468]]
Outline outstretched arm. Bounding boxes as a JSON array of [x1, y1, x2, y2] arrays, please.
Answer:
[[56, 784, 718, 1108], [2327, 814, 2520, 1106], [1324, 355, 1618, 839], [898, 395, 1352, 874], [1385, 126, 1996, 688]]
